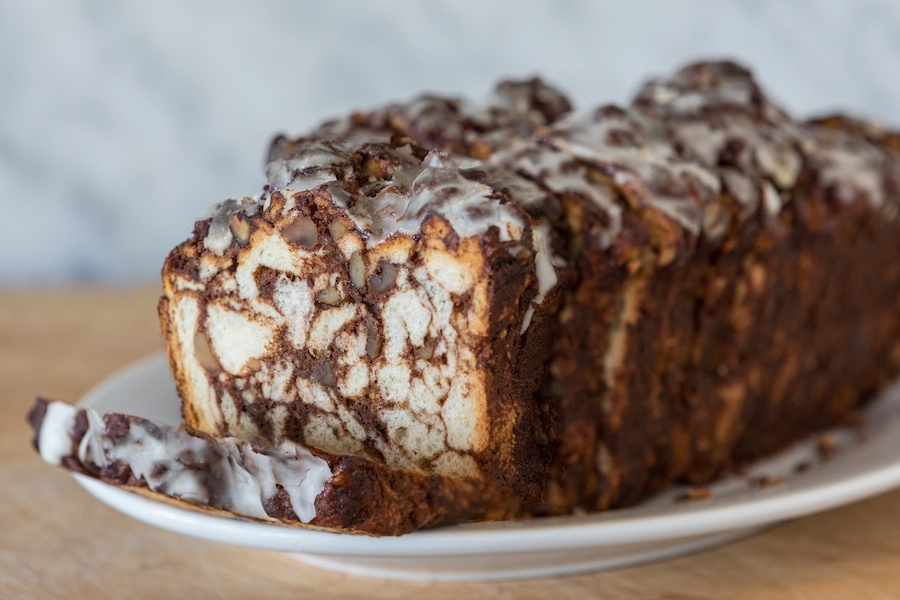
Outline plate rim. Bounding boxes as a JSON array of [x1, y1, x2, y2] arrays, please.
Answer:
[[74, 352, 900, 558]]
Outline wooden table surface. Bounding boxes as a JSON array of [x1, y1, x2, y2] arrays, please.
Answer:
[[2, 287, 900, 599]]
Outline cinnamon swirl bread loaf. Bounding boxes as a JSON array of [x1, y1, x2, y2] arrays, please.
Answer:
[[34, 61, 900, 535]]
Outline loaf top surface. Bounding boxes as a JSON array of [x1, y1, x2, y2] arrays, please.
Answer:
[[197, 61, 900, 264]]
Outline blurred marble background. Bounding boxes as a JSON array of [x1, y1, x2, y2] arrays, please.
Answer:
[[3, 0, 900, 283]]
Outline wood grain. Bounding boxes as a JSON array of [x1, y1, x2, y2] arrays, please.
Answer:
[[2, 287, 899, 599]]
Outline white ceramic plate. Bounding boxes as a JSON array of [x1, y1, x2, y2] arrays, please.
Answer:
[[74, 353, 900, 582]]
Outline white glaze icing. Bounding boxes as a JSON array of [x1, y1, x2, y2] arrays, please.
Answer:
[[762, 181, 783, 216], [265, 140, 349, 188], [205, 196, 261, 256], [800, 130, 887, 207], [511, 146, 623, 248], [522, 221, 565, 333], [38, 402, 332, 524], [214, 140, 530, 255], [549, 108, 720, 236], [361, 152, 526, 245], [38, 401, 77, 466]]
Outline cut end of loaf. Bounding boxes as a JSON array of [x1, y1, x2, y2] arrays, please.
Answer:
[[161, 131, 560, 492]]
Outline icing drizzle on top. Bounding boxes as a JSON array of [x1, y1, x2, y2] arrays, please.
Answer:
[[262, 138, 535, 248], [204, 62, 900, 316]]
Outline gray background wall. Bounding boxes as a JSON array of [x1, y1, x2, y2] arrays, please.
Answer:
[[3, 0, 900, 283]]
